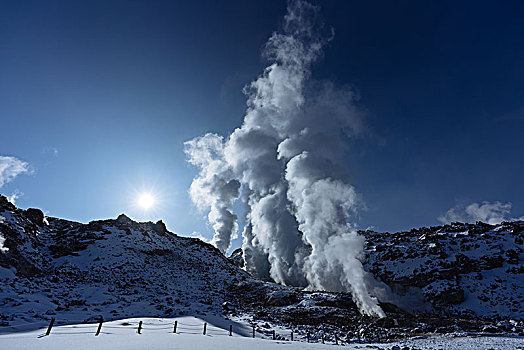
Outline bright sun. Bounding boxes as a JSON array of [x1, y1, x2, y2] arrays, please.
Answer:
[[137, 193, 155, 210]]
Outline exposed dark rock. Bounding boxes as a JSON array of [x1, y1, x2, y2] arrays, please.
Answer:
[[228, 248, 244, 268], [24, 208, 45, 226], [431, 285, 465, 306], [116, 214, 132, 224], [153, 220, 167, 235], [482, 324, 501, 333]]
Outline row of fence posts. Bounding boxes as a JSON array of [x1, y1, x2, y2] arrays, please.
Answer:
[[42, 317, 341, 344]]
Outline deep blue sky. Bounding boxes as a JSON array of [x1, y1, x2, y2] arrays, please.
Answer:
[[1, 0, 523, 249]]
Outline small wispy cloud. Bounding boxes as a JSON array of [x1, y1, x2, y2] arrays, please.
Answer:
[[0, 155, 33, 188], [438, 201, 514, 225]]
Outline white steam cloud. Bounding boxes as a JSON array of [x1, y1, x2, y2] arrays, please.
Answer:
[[0, 156, 32, 188], [186, 0, 385, 317], [185, 134, 240, 254], [438, 201, 516, 225]]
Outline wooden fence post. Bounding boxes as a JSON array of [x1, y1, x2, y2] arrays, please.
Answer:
[[272, 329, 275, 340], [335, 333, 338, 345], [229, 324, 232, 336], [203, 322, 207, 335], [252, 325, 255, 338], [137, 321, 143, 334], [95, 318, 103, 336], [45, 318, 55, 336], [173, 321, 178, 333], [291, 330, 293, 341], [306, 331, 310, 343]]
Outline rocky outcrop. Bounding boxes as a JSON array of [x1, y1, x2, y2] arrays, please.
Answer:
[[24, 208, 45, 226], [228, 248, 244, 268]]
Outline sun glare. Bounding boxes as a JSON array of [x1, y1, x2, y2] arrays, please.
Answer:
[[137, 193, 155, 210]]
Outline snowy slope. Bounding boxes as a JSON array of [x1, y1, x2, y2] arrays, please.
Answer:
[[0, 195, 249, 329], [363, 221, 524, 320]]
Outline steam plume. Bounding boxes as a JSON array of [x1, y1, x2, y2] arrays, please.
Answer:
[[186, 0, 385, 317], [184, 134, 240, 253]]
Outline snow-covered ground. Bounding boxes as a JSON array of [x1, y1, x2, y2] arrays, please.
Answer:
[[0, 317, 522, 350]]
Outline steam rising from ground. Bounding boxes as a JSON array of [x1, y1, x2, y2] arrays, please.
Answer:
[[185, 134, 240, 254], [185, 0, 385, 317]]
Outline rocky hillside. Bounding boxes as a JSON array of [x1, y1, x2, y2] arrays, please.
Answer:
[[362, 221, 523, 320], [224, 222, 523, 340], [0, 195, 248, 327], [0, 195, 522, 340]]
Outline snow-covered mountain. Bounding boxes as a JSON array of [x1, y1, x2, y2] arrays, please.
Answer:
[[0, 195, 522, 341], [0, 194, 247, 326], [362, 222, 523, 320]]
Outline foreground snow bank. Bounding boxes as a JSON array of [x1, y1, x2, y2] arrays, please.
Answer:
[[0, 317, 522, 350]]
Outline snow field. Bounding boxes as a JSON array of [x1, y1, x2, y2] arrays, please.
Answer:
[[0, 317, 522, 350]]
